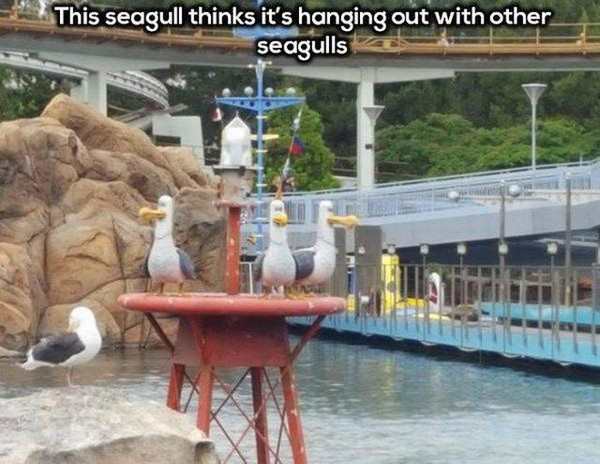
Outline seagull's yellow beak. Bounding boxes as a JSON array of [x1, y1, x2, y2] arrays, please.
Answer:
[[272, 212, 289, 227], [139, 207, 167, 223], [328, 215, 359, 229]]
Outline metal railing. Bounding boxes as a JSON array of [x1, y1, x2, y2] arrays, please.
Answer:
[[281, 262, 600, 366], [247, 159, 600, 226]]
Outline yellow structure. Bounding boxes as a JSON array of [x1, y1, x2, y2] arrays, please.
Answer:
[[347, 253, 427, 313]]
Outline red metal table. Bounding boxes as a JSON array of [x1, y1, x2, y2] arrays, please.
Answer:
[[118, 292, 345, 464]]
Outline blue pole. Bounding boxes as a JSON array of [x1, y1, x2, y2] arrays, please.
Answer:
[[256, 60, 265, 254]]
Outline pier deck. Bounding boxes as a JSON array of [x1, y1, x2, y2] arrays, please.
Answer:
[[291, 309, 600, 368]]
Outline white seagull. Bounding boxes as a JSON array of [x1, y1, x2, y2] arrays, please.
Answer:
[[139, 195, 195, 294], [21, 306, 102, 386], [293, 200, 358, 291], [255, 199, 296, 294]]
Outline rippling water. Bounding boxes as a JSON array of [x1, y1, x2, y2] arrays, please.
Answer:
[[3, 338, 600, 463]]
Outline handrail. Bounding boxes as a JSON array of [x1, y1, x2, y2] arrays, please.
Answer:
[[266, 159, 599, 198], [1, 9, 600, 57]]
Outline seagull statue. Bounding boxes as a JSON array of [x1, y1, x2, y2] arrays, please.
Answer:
[[254, 199, 296, 295], [293, 200, 358, 294], [21, 306, 102, 386], [139, 195, 196, 295]]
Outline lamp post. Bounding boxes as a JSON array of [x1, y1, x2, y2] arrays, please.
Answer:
[[216, 60, 304, 254], [361, 105, 385, 189], [457, 242, 467, 304], [499, 181, 522, 270], [522, 83, 547, 171], [565, 172, 572, 307], [499, 181, 521, 306], [547, 240, 559, 335]]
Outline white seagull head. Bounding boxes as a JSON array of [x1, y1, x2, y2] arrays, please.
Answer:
[[139, 195, 175, 239], [318, 200, 359, 230], [269, 199, 289, 244], [68, 306, 97, 333]]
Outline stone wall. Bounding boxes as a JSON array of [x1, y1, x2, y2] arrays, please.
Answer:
[[0, 94, 225, 350]]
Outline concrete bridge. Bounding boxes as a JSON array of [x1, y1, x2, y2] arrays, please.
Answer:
[[2, 11, 600, 188], [242, 160, 600, 253]]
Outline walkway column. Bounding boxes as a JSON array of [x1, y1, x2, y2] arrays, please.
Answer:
[[357, 75, 375, 190], [87, 71, 107, 116]]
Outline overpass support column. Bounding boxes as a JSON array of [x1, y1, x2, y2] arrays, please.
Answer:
[[70, 71, 108, 116], [357, 71, 376, 189], [87, 71, 108, 116]]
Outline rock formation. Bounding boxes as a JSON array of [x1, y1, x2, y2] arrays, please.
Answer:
[[0, 94, 225, 350], [0, 386, 218, 464]]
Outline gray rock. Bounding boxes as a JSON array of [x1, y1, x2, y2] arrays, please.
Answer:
[[0, 386, 218, 464]]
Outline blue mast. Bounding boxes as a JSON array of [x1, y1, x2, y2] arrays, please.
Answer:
[[216, 1, 304, 254]]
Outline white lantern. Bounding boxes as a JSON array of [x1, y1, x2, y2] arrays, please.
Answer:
[[220, 115, 252, 168]]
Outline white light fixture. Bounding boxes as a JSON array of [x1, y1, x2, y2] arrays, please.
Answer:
[[387, 244, 396, 255], [508, 184, 522, 198], [358, 245, 366, 255], [448, 190, 460, 202], [222, 88, 232, 98], [546, 241, 559, 256], [420, 244, 430, 256], [363, 105, 385, 124], [522, 83, 547, 171], [286, 87, 297, 96], [265, 87, 274, 97], [244, 86, 254, 97], [498, 242, 509, 256], [457, 243, 467, 256]]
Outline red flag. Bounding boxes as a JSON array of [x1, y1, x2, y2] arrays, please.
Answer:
[[211, 105, 223, 123], [290, 136, 304, 156]]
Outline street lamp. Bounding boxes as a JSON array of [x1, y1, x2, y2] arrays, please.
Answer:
[[457, 242, 467, 304], [522, 83, 547, 171], [216, 59, 305, 254], [499, 180, 522, 269], [565, 172, 572, 306], [546, 240, 559, 325], [361, 105, 385, 189], [448, 190, 461, 203], [420, 243, 430, 307]]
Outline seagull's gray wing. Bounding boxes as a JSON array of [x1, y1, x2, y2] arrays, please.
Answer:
[[31, 333, 85, 365], [293, 248, 316, 281], [177, 248, 196, 279], [253, 254, 264, 281]]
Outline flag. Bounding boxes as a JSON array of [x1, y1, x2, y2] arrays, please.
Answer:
[[211, 105, 223, 123], [292, 108, 303, 132], [290, 136, 304, 156]]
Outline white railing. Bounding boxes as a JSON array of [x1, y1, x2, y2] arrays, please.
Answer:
[[248, 159, 600, 226]]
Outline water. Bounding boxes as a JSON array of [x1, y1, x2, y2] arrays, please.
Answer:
[[3, 338, 600, 463]]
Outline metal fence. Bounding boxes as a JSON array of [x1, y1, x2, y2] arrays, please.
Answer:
[[279, 262, 600, 367], [246, 159, 600, 226]]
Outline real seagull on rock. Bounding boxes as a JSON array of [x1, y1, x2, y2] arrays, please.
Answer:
[[139, 195, 196, 294], [21, 306, 102, 386], [254, 199, 296, 294], [293, 200, 358, 291]]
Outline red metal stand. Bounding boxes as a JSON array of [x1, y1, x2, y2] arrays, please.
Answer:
[[119, 204, 345, 463]]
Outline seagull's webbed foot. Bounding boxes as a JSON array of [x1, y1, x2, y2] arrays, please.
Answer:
[[286, 286, 311, 300], [66, 367, 74, 387]]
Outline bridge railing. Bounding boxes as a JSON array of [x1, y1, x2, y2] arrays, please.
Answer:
[[248, 160, 599, 226], [2, 9, 600, 56]]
